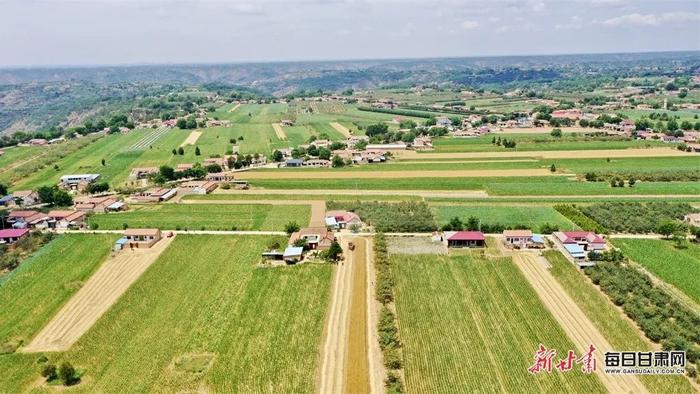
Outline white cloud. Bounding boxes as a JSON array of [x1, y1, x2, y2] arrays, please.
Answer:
[[461, 20, 479, 30], [555, 15, 583, 30], [603, 11, 700, 27]]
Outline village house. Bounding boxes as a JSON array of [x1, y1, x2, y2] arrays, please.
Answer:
[[280, 119, 294, 126], [28, 138, 48, 146], [131, 188, 177, 203], [116, 228, 162, 250], [284, 159, 304, 168], [503, 229, 533, 248], [47, 210, 86, 229], [203, 157, 228, 169], [205, 172, 236, 183], [176, 163, 194, 172], [205, 119, 231, 127], [302, 159, 331, 168], [283, 246, 304, 264], [178, 180, 218, 195], [412, 136, 433, 150], [346, 135, 369, 149], [11, 190, 39, 206], [129, 167, 159, 180], [0, 228, 30, 244], [324, 210, 363, 230], [435, 117, 452, 127], [0, 195, 13, 207], [48, 137, 66, 144], [443, 231, 485, 248], [7, 210, 49, 229], [59, 174, 100, 191], [552, 231, 606, 265], [551, 109, 582, 120], [288, 227, 335, 250], [73, 195, 124, 213]]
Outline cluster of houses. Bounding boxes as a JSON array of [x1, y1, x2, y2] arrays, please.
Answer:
[[4, 209, 86, 232]]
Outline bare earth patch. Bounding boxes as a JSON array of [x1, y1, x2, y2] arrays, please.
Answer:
[[272, 123, 288, 140], [514, 252, 649, 394], [180, 130, 202, 147], [21, 236, 175, 353], [227, 103, 241, 113], [387, 236, 447, 255], [330, 122, 352, 138]]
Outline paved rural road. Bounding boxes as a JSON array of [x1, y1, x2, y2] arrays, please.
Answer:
[[514, 252, 649, 394]]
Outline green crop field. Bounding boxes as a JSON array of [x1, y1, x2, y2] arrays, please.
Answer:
[[611, 238, 700, 304], [183, 193, 422, 202], [432, 134, 664, 153], [392, 253, 605, 393], [0, 234, 115, 351], [432, 204, 578, 231], [0, 235, 332, 392], [545, 251, 694, 393], [89, 203, 310, 231]]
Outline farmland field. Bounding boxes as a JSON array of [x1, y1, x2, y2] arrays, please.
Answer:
[[392, 253, 605, 393], [432, 204, 578, 230], [611, 238, 700, 304], [432, 134, 665, 153], [0, 234, 115, 350], [89, 203, 310, 231], [0, 235, 332, 392], [545, 251, 695, 393]]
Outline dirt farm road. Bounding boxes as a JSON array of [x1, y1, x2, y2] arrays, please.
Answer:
[[228, 103, 241, 112], [22, 236, 175, 353], [179, 199, 326, 227], [514, 252, 649, 394], [330, 122, 352, 138], [179, 130, 202, 147], [272, 123, 288, 140]]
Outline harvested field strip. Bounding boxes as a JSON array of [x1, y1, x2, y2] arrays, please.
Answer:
[[0, 235, 115, 347], [545, 251, 695, 393], [345, 237, 370, 393], [180, 199, 325, 228], [514, 252, 648, 393], [392, 254, 605, 393], [126, 126, 170, 151], [399, 147, 692, 160], [272, 123, 288, 140], [241, 168, 559, 179], [179, 130, 202, 147], [330, 122, 352, 138], [22, 236, 175, 353]]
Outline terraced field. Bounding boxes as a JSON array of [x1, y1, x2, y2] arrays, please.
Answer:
[[392, 253, 605, 393], [89, 203, 310, 231], [0, 235, 332, 393]]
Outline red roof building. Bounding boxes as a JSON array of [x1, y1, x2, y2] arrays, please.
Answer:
[[444, 231, 485, 248], [553, 231, 606, 251], [0, 228, 30, 243]]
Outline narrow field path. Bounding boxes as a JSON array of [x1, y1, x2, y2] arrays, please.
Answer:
[[514, 252, 649, 394], [330, 122, 352, 138], [344, 237, 370, 393], [179, 198, 325, 227], [21, 236, 175, 353], [272, 123, 288, 140], [179, 130, 202, 147], [318, 238, 355, 394], [228, 103, 241, 112]]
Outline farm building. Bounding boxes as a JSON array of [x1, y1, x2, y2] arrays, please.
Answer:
[[684, 213, 700, 227], [503, 230, 533, 248], [366, 142, 407, 150], [285, 159, 304, 168], [47, 210, 86, 229], [324, 210, 362, 230], [412, 136, 433, 150], [289, 227, 335, 250], [119, 228, 162, 249], [11, 190, 38, 206], [283, 246, 304, 263], [303, 159, 331, 168], [0, 195, 13, 206], [280, 119, 294, 126], [553, 231, 606, 251], [0, 228, 30, 244], [131, 188, 177, 203], [28, 138, 48, 146], [178, 180, 218, 195], [7, 210, 49, 229], [176, 163, 194, 171], [444, 231, 485, 248], [129, 167, 159, 180], [551, 109, 582, 120], [59, 174, 100, 191], [346, 135, 369, 148]]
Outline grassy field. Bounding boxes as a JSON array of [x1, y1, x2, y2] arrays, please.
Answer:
[[183, 193, 422, 201], [611, 238, 700, 304], [392, 253, 605, 393], [545, 251, 694, 393], [0, 235, 332, 392], [0, 234, 115, 350], [89, 203, 310, 231], [432, 204, 578, 231]]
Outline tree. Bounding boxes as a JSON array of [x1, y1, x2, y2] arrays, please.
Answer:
[[41, 363, 57, 381], [628, 177, 636, 187], [690, 226, 700, 242], [172, 148, 177, 155], [285, 221, 300, 235], [86, 182, 109, 194], [550, 128, 562, 138], [52, 190, 73, 207], [159, 165, 175, 180], [58, 361, 78, 386], [177, 147, 184, 155], [37, 186, 55, 205], [656, 220, 678, 238], [332, 154, 345, 168], [271, 150, 284, 162], [101, 158, 106, 166], [550, 164, 556, 172], [0, 183, 7, 196], [195, 146, 201, 156], [366, 123, 389, 137], [466, 216, 480, 231], [176, 119, 187, 129], [323, 239, 343, 262]]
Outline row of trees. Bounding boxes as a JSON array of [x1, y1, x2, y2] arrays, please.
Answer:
[[440, 216, 560, 234], [580, 202, 695, 234]]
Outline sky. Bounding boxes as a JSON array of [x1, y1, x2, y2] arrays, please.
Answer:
[[0, 0, 699, 67]]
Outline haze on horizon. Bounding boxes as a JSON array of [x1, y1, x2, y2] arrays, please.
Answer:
[[1, 0, 699, 68]]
